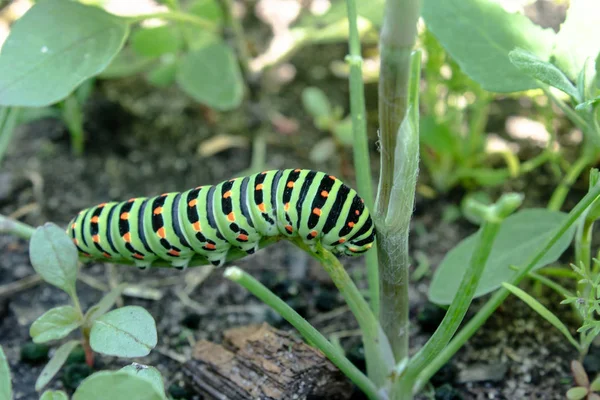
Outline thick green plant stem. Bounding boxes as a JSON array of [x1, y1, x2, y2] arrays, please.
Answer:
[[0, 213, 35, 239], [223, 266, 382, 400], [344, 0, 378, 315], [0, 107, 21, 166], [394, 220, 502, 398], [414, 183, 600, 392], [376, 0, 421, 362]]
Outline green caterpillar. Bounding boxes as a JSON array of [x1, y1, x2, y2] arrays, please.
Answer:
[[67, 169, 375, 270]]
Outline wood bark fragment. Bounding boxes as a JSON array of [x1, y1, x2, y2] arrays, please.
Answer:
[[183, 323, 353, 400]]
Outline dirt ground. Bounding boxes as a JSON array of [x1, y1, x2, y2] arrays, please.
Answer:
[[0, 3, 592, 399]]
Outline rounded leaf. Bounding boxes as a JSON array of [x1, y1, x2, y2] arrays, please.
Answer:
[[131, 26, 182, 58], [566, 387, 589, 400], [90, 306, 157, 357], [120, 364, 165, 396], [73, 371, 164, 400], [176, 42, 244, 111], [429, 209, 575, 304], [0, 346, 11, 400], [40, 390, 69, 400], [29, 223, 79, 295], [30, 306, 82, 344], [302, 87, 332, 119], [0, 0, 129, 107]]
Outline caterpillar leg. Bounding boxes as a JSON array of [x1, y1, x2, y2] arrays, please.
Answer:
[[134, 259, 153, 270], [172, 257, 192, 271], [207, 251, 228, 267]]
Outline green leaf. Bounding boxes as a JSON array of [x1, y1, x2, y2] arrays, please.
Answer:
[[590, 375, 600, 391], [120, 364, 165, 397], [35, 340, 80, 391], [0, 346, 12, 400], [84, 283, 127, 324], [131, 26, 182, 58], [552, 0, 600, 81], [73, 371, 164, 400], [30, 306, 82, 344], [29, 223, 79, 296], [509, 48, 580, 100], [0, 0, 129, 107], [422, 0, 555, 92], [176, 42, 244, 110], [98, 48, 156, 79], [302, 87, 332, 120], [575, 96, 600, 111], [40, 390, 69, 400], [146, 58, 179, 87], [332, 118, 354, 146], [90, 306, 157, 358], [567, 387, 589, 400], [429, 209, 575, 304], [502, 282, 580, 350], [189, 0, 224, 23]]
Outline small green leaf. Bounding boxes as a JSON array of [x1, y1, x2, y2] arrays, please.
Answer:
[[575, 96, 600, 111], [422, 0, 555, 92], [590, 374, 600, 391], [552, 0, 600, 81], [35, 340, 80, 391], [120, 364, 165, 397], [189, 0, 224, 23], [176, 42, 244, 111], [332, 118, 354, 146], [502, 283, 580, 350], [0, 346, 12, 400], [509, 48, 580, 100], [302, 87, 333, 119], [84, 283, 127, 324], [30, 306, 82, 344], [146, 58, 179, 87], [131, 26, 182, 58], [429, 209, 575, 304], [40, 390, 69, 400], [90, 306, 157, 358], [0, 0, 129, 106], [567, 386, 589, 400], [29, 223, 79, 296], [73, 371, 164, 400]]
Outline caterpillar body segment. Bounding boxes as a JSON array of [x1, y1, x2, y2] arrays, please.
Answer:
[[67, 169, 375, 270]]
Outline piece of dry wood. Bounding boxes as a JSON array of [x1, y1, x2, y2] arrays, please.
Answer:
[[183, 323, 353, 400]]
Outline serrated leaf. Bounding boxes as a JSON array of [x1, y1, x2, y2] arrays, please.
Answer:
[[84, 283, 127, 324], [30, 306, 82, 344], [509, 48, 580, 100], [422, 0, 555, 92], [120, 364, 165, 397], [552, 0, 600, 81], [0, 0, 128, 107], [40, 390, 69, 400], [29, 223, 79, 296], [73, 371, 164, 400], [429, 209, 575, 304], [176, 42, 244, 110], [90, 306, 157, 358], [131, 26, 182, 58], [502, 283, 580, 350], [0, 346, 11, 400], [35, 340, 80, 391]]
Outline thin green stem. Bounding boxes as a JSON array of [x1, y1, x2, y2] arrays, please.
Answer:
[[548, 155, 594, 211], [575, 218, 594, 276], [0, 213, 36, 240], [394, 217, 502, 398], [344, 0, 378, 315], [0, 107, 21, 166], [219, 0, 251, 78], [543, 87, 590, 134], [537, 266, 579, 280], [123, 11, 216, 31], [310, 243, 393, 388], [414, 183, 600, 393], [528, 271, 574, 299], [223, 266, 381, 400]]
